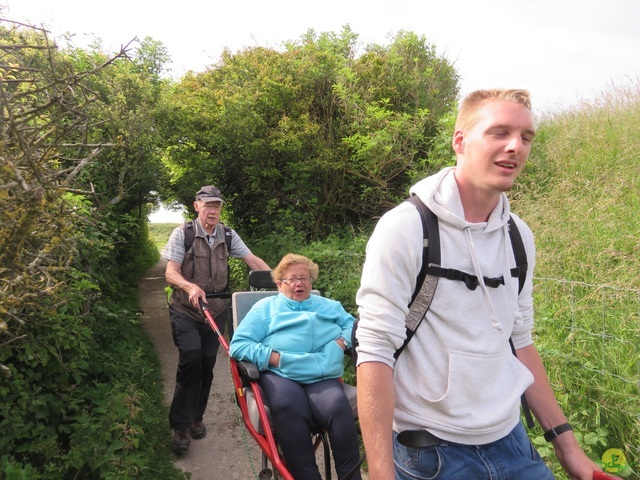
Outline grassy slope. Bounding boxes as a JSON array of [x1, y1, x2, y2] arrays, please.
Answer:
[[510, 83, 639, 477], [148, 223, 180, 252]]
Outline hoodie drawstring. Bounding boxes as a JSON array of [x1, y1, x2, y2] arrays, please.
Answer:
[[464, 228, 503, 332], [463, 225, 521, 333]]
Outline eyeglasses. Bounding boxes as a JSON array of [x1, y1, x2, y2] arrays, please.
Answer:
[[201, 203, 222, 211], [280, 276, 313, 285]]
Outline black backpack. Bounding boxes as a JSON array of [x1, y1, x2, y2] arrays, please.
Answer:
[[353, 194, 535, 428]]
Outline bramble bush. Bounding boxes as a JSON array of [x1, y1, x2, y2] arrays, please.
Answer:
[[0, 20, 183, 479]]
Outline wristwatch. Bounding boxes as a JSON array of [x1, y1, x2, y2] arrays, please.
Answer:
[[543, 423, 573, 442], [337, 337, 347, 349]]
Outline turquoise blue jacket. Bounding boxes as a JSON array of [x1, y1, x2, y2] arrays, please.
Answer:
[[229, 293, 354, 384]]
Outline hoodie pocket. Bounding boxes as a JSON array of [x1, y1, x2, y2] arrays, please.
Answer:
[[418, 348, 533, 432]]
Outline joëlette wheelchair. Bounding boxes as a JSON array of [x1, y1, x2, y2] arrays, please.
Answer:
[[199, 270, 360, 480]]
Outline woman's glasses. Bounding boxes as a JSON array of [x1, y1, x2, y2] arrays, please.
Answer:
[[281, 276, 313, 285]]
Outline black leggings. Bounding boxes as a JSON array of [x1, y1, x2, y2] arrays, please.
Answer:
[[258, 372, 362, 480]]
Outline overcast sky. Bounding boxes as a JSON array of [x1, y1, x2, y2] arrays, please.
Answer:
[[5, 0, 640, 114], [4, 0, 639, 222]]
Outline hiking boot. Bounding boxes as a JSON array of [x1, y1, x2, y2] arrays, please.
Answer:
[[172, 428, 190, 454], [190, 420, 207, 439]]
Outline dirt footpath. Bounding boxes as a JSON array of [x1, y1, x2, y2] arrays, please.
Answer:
[[138, 258, 262, 479]]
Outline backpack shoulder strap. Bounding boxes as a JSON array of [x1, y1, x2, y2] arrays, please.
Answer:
[[507, 216, 527, 294], [405, 195, 439, 304], [351, 195, 439, 364], [510, 336, 536, 428], [222, 224, 232, 253], [182, 220, 196, 253], [180, 221, 196, 279], [183, 221, 232, 254], [222, 224, 233, 293], [506, 216, 535, 428], [394, 195, 440, 359], [394, 203, 529, 358]]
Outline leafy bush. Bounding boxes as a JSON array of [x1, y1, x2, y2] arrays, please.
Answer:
[[160, 28, 459, 241], [0, 20, 181, 479]]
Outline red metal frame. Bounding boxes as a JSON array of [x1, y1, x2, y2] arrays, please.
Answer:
[[199, 299, 295, 480]]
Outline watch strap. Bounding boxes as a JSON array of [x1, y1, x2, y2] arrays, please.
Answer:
[[543, 422, 573, 442]]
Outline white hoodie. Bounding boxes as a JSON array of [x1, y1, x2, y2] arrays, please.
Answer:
[[355, 167, 536, 445]]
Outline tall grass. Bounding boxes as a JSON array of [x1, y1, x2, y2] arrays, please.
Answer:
[[511, 80, 639, 477], [513, 80, 640, 289], [148, 223, 181, 252]]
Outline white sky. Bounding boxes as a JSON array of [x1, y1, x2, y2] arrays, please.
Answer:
[[5, 0, 639, 114], [4, 0, 639, 222]]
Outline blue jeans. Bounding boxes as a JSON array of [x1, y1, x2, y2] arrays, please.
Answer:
[[258, 372, 362, 480], [393, 423, 554, 480]]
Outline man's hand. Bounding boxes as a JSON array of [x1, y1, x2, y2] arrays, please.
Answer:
[[187, 284, 206, 308], [165, 260, 206, 308], [553, 433, 602, 480]]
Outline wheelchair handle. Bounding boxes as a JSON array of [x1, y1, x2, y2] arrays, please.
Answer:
[[205, 292, 232, 299]]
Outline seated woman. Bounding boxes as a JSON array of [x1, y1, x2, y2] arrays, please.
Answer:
[[229, 253, 362, 480]]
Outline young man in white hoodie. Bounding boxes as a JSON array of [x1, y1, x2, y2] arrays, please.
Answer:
[[355, 89, 602, 479]]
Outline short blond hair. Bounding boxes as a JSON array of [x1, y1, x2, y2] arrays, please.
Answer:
[[455, 89, 532, 132], [271, 254, 319, 283]]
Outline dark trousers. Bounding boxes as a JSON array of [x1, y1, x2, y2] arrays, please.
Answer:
[[168, 307, 227, 430], [258, 371, 362, 480]]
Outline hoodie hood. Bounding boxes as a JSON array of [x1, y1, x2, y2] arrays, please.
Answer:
[[409, 167, 511, 233]]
